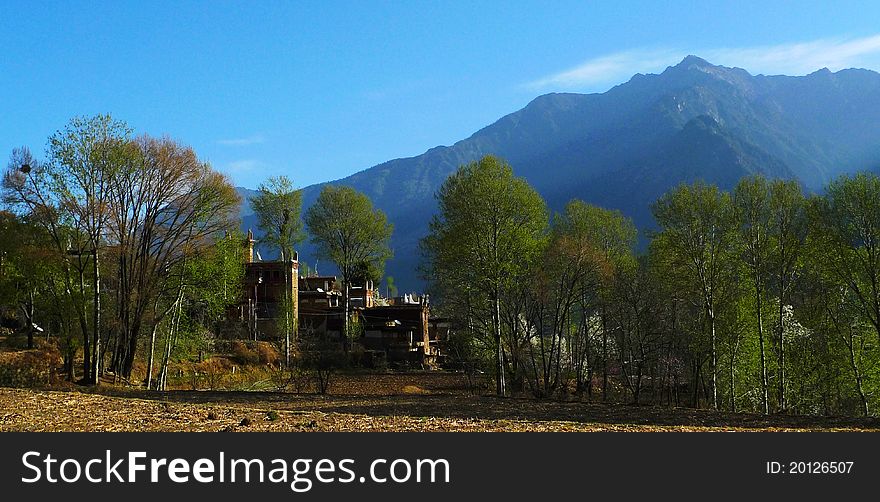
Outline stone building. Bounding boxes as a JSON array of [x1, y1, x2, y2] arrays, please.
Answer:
[[236, 229, 299, 340], [233, 230, 445, 366]]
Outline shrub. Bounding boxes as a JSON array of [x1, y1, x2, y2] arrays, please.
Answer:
[[254, 341, 280, 366], [190, 357, 233, 390], [270, 362, 312, 393], [0, 345, 63, 387], [231, 341, 260, 365], [231, 340, 280, 366]]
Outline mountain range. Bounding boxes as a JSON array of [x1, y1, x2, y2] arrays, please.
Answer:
[[239, 55, 880, 290]]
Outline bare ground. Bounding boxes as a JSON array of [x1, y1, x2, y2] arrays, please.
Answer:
[[2, 373, 880, 431]]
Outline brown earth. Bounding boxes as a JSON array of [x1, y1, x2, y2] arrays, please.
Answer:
[[2, 372, 879, 432]]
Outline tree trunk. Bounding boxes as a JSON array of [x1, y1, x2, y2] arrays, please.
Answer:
[[92, 250, 101, 385], [146, 323, 159, 389], [729, 339, 737, 412], [493, 293, 506, 397], [756, 287, 769, 414], [778, 299, 786, 412], [284, 254, 291, 368], [344, 280, 350, 354], [709, 308, 718, 410], [846, 333, 869, 417], [78, 267, 92, 384], [601, 307, 608, 402], [24, 289, 35, 350], [157, 285, 185, 391]]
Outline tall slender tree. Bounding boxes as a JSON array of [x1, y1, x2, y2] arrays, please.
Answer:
[[652, 181, 735, 410], [421, 155, 547, 396], [768, 179, 807, 411], [4, 116, 131, 384], [305, 185, 392, 351], [553, 200, 636, 400], [107, 135, 240, 380], [733, 175, 772, 414], [250, 175, 304, 366]]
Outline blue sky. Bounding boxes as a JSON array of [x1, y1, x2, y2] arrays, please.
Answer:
[[3, 1, 880, 189]]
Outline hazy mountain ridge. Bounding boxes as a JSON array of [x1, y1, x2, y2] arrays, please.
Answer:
[[239, 56, 880, 289]]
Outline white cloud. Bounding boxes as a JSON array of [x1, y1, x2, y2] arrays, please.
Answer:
[[704, 34, 880, 75], [224, 159, 262, 174], [217, 134, 266, 146], [525, 34, 880, 92], [525, 48, 681, 91]]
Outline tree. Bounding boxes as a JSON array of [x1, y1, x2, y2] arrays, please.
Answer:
[[385, 275, 397, 299], [250, 175, 304, 367], [767, 179, 807, 411], [812, 173, 880, 342], [107, 135, 240, 380], [5, 119, 241, 386], [421, 155, 547, 396], [732, 175, 772, 414], [0, 211, 58, 349], [652, 181, 735, 410], [251, 176, 304, 260], [49, 116, 131, 383], [551, 200, 636, 400], [152, 232, 244, 390], [3, 116, 131, 384], [305, 185, 393, 350], [609, 256, 664, 404]]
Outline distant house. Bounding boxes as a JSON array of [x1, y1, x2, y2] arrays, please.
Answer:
[[231, 230, 445, 366], [235, 230, 299, 340], [298, 275, 344, 340], [361, 302, 432, 364]]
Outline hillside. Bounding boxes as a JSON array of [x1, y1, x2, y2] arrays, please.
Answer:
[[240, 56, 880, 290]]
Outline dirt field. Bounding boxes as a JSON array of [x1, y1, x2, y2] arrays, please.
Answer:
[[2, 372, 880, 431]]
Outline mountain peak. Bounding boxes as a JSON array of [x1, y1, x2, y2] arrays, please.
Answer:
[[677, 55, 713, 69]]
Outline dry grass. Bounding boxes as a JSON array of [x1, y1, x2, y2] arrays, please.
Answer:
[[2, 384, 880, 432]]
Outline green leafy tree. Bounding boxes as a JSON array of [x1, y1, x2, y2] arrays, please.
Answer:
[[147, 231, 245, 388], [768, 179, 807, 411], [810, 173, 880, 340], [652, 181, 735, 410], [305, 185, 393, 350], [733, 175, 772, 414], [421, 155, 547, 396], [553, 200, 636, 400], [385, 275, 397, 299], [250, 176, 304, 261], [0, 211, 59, 349], [250, 175, 304, 366], [4, 116, 131, 384]]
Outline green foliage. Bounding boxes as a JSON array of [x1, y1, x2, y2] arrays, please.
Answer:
[[384, 275, 397, 298], [422, 155, 548, 299], [5, 115, 242, 383], [421, 155, 548, 395], [652, 181, 736, 283], [553, 200, 637, 276], [812, 172, 880, 341], [350, 260, 382, 284], [10, 114, 880, 417], [184, 232, 246, 322], [305, 185, 393, 284], [250, 176, 304, 260]]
